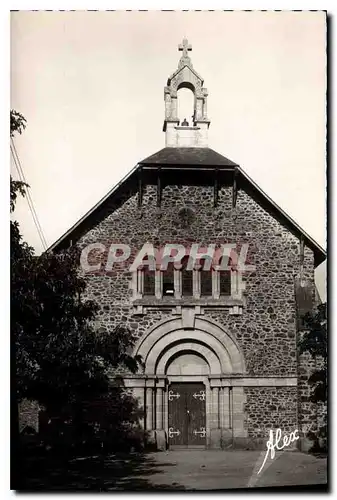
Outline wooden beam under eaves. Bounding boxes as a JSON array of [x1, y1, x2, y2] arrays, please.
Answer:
[[157, 168, 162, 208], [232, 168, 238, 208], [299, 235, 304, 283], [138, 167, 143, 208], [213, 169, 219, 207]]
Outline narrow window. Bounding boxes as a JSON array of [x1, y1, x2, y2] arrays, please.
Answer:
[[181, 257, 193, 296], [219, 270, 231, 296], [163, 263, 175, 297], [143, 270, 155, 296], [200, 256, 213, 297], [200, 271, 213, 296]]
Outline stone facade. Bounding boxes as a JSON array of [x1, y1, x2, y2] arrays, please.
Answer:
[[43, 38, 325, 451], [244, 387, 298, 438], [18, 399, 39, 433], [75, 180, 318, 449]]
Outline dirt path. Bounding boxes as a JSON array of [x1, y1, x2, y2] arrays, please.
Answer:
[[21, 448, 327, 491], [116, 450, 327, 490]]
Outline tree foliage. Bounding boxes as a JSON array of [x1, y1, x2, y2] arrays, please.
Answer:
[[11, 110, 142, 452], [10, 109, 26, 137], [299, 302, 327, 451], [299, 303, 327, 402]]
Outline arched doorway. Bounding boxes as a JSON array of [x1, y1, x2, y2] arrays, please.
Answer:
[[127, 317, 247, 449]]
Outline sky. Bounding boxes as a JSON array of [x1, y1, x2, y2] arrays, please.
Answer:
[[10, 10, 326, 299]]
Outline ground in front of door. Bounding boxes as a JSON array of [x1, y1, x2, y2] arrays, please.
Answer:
[[107, 450, 327, 491], [23, 449, 327, 491]]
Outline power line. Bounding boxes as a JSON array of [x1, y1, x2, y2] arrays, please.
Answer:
[[11, 142, 48, 251], [10, 138, 48, 251]]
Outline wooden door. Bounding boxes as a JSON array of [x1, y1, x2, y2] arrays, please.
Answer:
[[168, 382, 206, 449]]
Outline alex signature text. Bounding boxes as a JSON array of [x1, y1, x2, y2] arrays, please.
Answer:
[[258, 428, 299, 475]]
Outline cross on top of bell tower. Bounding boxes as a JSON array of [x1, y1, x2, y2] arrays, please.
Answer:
[[178, 38, 192, 58], [178, 38, 193, 69], [163, 39, 210, 147]]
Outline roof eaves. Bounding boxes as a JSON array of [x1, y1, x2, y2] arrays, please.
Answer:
[[47, 163, 140, 252], [47, 157, 326, 268], [237, 166, 326, 264], [139, 148, 239, 167]]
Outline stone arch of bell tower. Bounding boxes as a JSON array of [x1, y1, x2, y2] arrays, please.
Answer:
[[163, 38, 211, 148]]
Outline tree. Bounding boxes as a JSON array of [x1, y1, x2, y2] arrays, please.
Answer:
[[299, 302, 327, 451], [10, 109, 26, 137], [11, 109, 31, 489], [11, 110, 142, 460]]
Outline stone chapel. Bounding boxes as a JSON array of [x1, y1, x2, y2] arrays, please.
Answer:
[[49, 39, 326, 451]]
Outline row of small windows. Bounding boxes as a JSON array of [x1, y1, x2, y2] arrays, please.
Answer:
[[143, 269, 231, 297]]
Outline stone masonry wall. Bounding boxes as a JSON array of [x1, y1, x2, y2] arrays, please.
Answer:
[[244, 387, 298, 438], [75, 180, 316, 439], [18, 399, 39, 433], [78, 183, 314, 372]]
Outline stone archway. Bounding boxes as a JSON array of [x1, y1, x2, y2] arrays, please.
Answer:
[[145, 330, 232, 375], [134, 316, 245, 375], [128, 317, 247, 450], [156, 342, 221, 376]]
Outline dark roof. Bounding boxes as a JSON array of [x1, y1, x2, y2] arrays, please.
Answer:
[[140, 147, 238, 167], [48, 147, 326, 267]]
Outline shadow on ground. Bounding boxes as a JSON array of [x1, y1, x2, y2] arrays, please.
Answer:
[[19, 451, 187, 491]]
